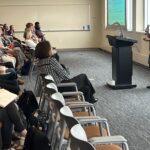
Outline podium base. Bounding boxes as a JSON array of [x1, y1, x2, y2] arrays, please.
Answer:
[[146, 86, 150, 89], [107, 80, 137, 90]]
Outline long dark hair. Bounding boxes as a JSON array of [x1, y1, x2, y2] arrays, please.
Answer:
[[35, 22, 40, 30]]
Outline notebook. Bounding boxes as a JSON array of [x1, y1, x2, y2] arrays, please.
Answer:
[[0, 89, 18, 108]]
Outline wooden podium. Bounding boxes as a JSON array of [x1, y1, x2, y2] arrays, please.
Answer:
[[106, 35, 137, 89]]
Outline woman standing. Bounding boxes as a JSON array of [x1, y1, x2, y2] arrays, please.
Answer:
[[24, 23, 39, 50]]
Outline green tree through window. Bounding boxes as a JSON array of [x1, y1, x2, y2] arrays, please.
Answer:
[[108, 0, 126, 26]]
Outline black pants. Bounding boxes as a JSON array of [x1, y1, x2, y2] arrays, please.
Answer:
[[0, 80, 20, 94], [24, 127, 51, 150], [0, 62, 14, 68], [60, 74, 96, 103], [0, 102, 25, 148]]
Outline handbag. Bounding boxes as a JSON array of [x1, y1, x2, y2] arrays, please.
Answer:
[[23, 127, 51, 150], [17, 90, 39, 119], [29, 109, 49, 133]]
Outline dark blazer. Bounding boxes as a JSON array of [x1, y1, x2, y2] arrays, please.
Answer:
[[23, 127, 51, 150]]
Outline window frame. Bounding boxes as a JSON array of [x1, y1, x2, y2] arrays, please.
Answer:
[[144, 0, 150, 29], [126, 0, 133, 31]]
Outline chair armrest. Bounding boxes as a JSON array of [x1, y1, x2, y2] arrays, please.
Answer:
[[68, 103, 96, 116], [62, 91, 83, 97], [62, 91, 85, 102], [68, 103, 94, 108], [57, 82, 77, 89], [75, 116, 101, 120], [77, 117, 107, 124], [89, 135, 127, 145], [66, 101, 89, 105]]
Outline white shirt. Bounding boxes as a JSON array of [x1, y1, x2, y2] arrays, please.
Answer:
[[25, 39, 37, 50]]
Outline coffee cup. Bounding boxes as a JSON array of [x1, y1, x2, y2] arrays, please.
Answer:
[[0, 66, 6, 74]]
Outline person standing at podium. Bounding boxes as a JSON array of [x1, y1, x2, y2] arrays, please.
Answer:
[[143, 25, 150, 88]]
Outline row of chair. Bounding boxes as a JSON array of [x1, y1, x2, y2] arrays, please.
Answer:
[[35, 74, 129, 150]]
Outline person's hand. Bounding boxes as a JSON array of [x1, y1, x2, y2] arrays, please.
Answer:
[[7, 53, 13, 57], [52, 49, 57, 55], [38, 38, 41, 42], [143, 36, 150, 41]]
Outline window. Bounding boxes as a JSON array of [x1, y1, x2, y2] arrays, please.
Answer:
[[144, 0, 150, 29], [107, 0, 133, 31], [126, 0, 133, 31], [107, 0, 126, 26]]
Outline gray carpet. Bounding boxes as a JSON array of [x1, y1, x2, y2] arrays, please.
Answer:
[[58, 49, 150, 150], [24, 49, 150, 150]]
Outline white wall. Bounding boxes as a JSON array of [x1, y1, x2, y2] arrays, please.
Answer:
[[0, 0, 101, 49]]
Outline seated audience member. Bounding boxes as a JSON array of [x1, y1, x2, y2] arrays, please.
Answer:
[[24, 28, 38, 50], [0, 101, 27, 149], [34, 22, 45, 41], [0, 66, 22, 94], [23, 23, 39, 50], [3, 24, 9, 36], [0, 43, 16, 68], [8, 25, 15, 37], [0, 66, 17, 80], [35, 41, 97, 103], [0, 79, 20, 95], [0, 26, 27, 70], [3, 24, 14, 44], [35, 21, 56, 52], [8, 25, 22, 47], [24, 22, 59, 61], [0, 26, 15, 66]]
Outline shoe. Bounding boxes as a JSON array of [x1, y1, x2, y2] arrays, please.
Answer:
[[12, 134, 20, 141], [147, 86, 150, 89], [92, 98, 98, 103], [17, 79, 24, 85], [11, 138, 25, 150], [17, 73, 22, 78]]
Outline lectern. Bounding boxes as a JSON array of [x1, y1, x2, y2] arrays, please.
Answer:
[[106, 35, 137, 89]]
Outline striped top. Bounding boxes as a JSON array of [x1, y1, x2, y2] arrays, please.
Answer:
[[37, 57, 70, 84]]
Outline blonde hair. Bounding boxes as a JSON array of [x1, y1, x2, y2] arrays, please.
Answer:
[[24, 29, 32, 39]]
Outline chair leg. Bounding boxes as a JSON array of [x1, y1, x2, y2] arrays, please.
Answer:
[[122, 142, 129, 150], [0, 123, 2, 150], [34, 74, 40, 95], [29, 63, 34, 81]]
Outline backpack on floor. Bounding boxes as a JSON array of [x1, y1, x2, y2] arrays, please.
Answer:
[[17, 90, 39, 119]]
